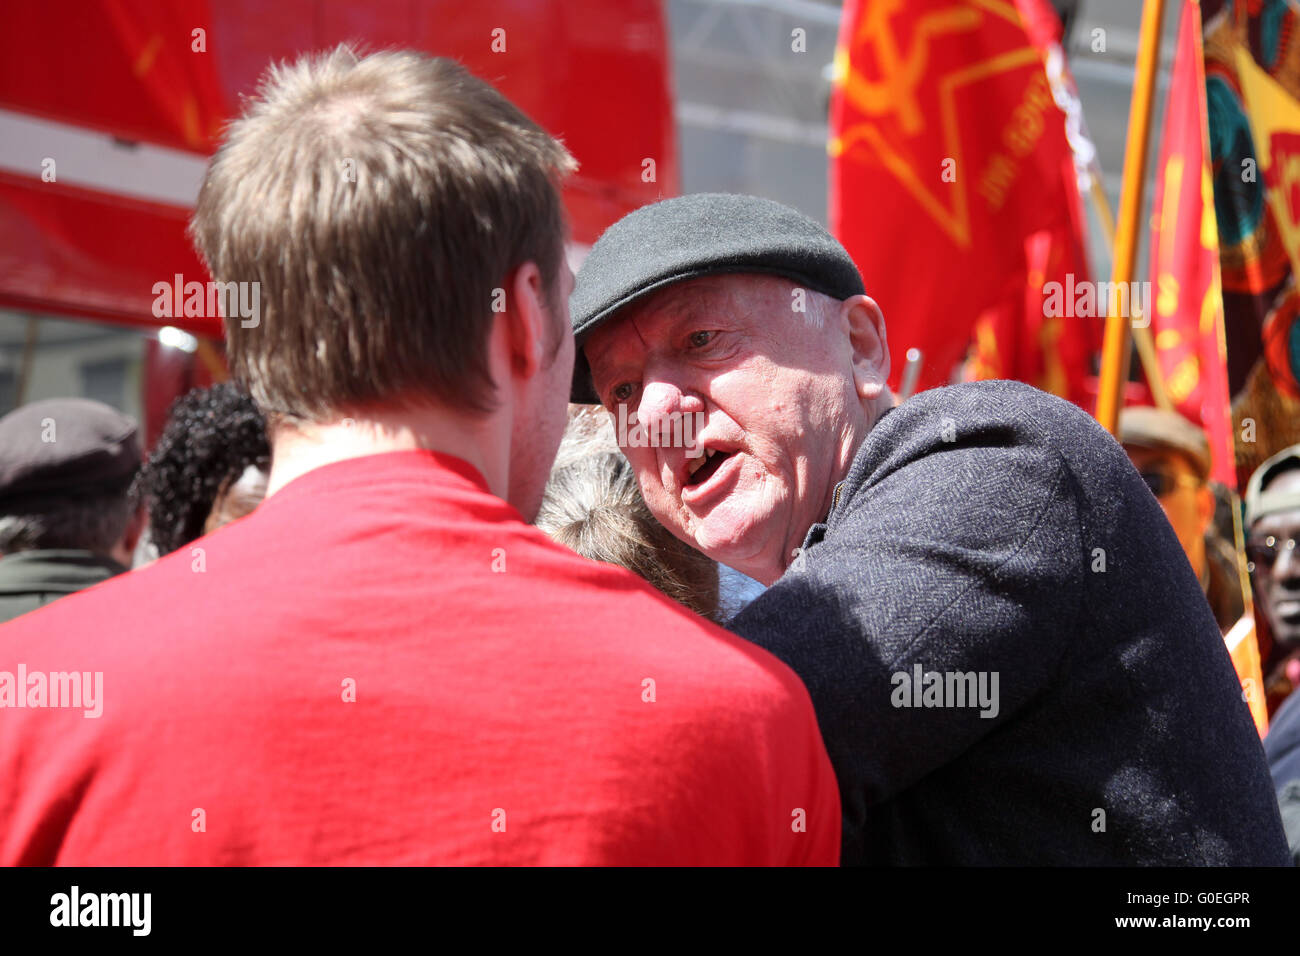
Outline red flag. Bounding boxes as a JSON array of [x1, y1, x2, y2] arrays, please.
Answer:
[[829, 0, 1094, 399], [1149, 0, 1235, 488], [1149, 1, 1267, 735], [966, 223, 1092, 401]]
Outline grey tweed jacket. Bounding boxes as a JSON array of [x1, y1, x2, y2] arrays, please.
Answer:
[[731, 380, 1291, 866]]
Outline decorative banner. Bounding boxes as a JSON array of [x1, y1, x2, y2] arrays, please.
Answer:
[[1236, 47, 1300, 335], [1202, 0, 1300, 489], [1149, 0, 1235, 488], [829, 0, 1095, 402], [1203, 0, 1300, 715]]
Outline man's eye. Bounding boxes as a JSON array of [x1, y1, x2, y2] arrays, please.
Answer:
[[688, 330, 715, 349], [611, 383, 636, 403]]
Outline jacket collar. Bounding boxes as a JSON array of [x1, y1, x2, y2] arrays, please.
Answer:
[[800, 406, 895, 552]]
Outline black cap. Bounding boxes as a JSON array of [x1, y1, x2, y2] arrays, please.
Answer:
[[0, 398, 140, 511], [569, 193, 865, 403]]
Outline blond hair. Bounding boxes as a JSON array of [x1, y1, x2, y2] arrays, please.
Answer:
[[191, 46, 577, 422]]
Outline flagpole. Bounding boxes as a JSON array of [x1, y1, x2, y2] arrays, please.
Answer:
[[1095, 0, 1168, 434], [1088, 175, 1174, 411]]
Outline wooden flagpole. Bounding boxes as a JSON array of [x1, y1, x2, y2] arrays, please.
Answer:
[[1088, 176, 1174, 412], [1095, 0, 1168, 434]]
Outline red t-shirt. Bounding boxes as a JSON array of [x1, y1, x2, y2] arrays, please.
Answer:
[[0, 451, 839, 865]]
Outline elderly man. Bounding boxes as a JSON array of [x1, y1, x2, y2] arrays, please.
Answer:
[[571, 192, 1290, 865]]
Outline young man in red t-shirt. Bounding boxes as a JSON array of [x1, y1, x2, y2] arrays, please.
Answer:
[[0, 47, 838, 865]]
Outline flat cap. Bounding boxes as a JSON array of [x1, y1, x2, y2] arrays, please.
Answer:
[[0, 398, 140, 511], [1246, 443, 1300, 526], [1118, 406, 1211, 480], [569, 193, 865, 403]]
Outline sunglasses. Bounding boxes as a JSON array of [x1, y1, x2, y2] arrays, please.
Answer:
[[1246, 534, 1299, 573], [1138, 470, 1199, 498]]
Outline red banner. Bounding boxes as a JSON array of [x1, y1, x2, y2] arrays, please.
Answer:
[[1149, 0, 1235, 488], [830, 0, 1094, 400]]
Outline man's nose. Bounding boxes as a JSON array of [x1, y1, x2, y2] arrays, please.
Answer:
[[638, 379, 703, 422], [638, 380, 682, 424]]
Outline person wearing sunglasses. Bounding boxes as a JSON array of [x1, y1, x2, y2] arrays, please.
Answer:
[[1248, 445, 1300, 864], [1118, 406, 1244, 634], [1245, 446, 1300, 709]]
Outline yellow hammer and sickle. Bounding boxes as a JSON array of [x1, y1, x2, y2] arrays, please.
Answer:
[[842, 0, 982, 136]]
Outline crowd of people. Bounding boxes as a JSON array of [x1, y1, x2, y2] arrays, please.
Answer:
[[0, 45, 1296, 866]]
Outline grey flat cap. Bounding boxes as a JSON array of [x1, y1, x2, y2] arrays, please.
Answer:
[[569, 193, 865, 403], [0, 398, 139, 511]]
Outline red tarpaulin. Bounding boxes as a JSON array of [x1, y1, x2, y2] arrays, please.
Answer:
[[0, 0, 680, 335]]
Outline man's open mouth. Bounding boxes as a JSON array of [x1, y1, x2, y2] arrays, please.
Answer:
[[684, 447, 733, 488]]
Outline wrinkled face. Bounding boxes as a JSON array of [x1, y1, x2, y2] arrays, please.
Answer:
[[583, 274, 877, 585], [1250, 469, 1300, 651]]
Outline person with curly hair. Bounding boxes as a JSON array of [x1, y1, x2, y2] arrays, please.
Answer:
[[132, 383, 270, 558]]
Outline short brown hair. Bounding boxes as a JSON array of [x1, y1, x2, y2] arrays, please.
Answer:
[[191, 46, 577, 421]]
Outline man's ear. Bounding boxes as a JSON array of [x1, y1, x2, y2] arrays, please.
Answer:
[[504, 261, 550, 380], [841, 294, 890, 400], [114, 505, 147, 566]]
